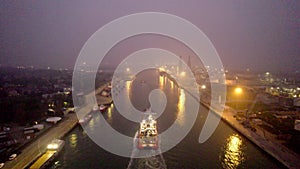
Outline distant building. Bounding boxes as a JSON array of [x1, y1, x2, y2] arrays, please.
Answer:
[[295, 120, 300, 131], [279, 96, 294, 108]]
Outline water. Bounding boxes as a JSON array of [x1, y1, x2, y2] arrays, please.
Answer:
[[48, 70, 285, 169]]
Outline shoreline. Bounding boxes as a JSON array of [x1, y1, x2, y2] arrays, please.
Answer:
[[3, 83, 111, 169], [199, 100, 300, 169], [161, 72, 300, 168]]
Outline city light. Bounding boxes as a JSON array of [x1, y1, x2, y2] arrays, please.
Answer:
[[47, 143, 58, 150], [234, 87, 243, 95], [180, 71, 186, 77]]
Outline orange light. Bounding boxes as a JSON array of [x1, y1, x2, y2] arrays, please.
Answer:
[[234, 87, 242, 94]]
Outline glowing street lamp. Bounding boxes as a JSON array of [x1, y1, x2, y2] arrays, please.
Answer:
[[234, 87, 243, 95], [201, 85, 206, 90], [233, 87, 243, 110]]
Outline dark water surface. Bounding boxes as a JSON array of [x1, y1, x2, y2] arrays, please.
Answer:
[[48, 71, 285, 169]]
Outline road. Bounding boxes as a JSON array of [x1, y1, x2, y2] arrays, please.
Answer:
[[3, 84, 112, 169], [3, 113, 78, 169]]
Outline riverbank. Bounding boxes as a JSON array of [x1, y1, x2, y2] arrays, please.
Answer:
[[3, 83, 112, 169], [200, 101, 300, 169], [2, 113, 78, 169], [160, 72, 300, 168]]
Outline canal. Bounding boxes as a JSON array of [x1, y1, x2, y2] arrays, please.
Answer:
[[48, 70, 285, 169]]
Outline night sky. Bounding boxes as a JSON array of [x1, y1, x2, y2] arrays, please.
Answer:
[[0, 1, 299, 73]]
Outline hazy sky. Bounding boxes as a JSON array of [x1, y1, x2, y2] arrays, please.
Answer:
[[0, 1, 299, 73]]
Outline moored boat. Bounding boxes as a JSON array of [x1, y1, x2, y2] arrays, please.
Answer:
[[99, 104, 108, 112], [78, 114, 92, 124]]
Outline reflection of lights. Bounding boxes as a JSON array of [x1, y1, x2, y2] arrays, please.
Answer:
[[126, 81, 131, 91], [108, 107, 112, 119], [220, 134, 245, 169], [159, 76, 164, 89], [90, 117, 94, 126], [177, 89, 186, 126], [170, 80, 174, 89], [70, 134, 77, 148]]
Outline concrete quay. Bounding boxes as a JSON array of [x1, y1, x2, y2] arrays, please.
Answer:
[[4, 83, 112, 169], [2, 113, 78, 169], [200, 101, 300, 169]]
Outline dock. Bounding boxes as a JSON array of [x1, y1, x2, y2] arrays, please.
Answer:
[[200, 100, 300, 169], [161, 72, 300, 169], [29, 150, 56, 169], [2, 113, 78, 169]]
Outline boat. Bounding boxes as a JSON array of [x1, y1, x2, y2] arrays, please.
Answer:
[[99, 104, 107, 112], [137, 112, 159, 149], [92, 105, 99, 111], [9, 153, 17, 160], [78, 114, 92, 124]]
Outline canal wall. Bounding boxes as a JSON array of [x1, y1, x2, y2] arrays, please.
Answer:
[[199, 98, 300, 169], [160, 72, 300, 169], [22, 83, 111, 169]]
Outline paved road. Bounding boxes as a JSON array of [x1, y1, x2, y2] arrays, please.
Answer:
[[2, 84, 112, 169], [3, 113, 78, 169]]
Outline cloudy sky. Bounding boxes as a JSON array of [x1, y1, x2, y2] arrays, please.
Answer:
[[0, 0, 299, 73]]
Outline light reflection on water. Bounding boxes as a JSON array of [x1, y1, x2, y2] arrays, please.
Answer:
[[107, 105, 112, 119], [159, 75, 165, 89], [126, 81, 131, 91], [170, 80, 174, 89], [69, 134, 77, 148], [49, 70, 283, 169], [220, 134, 245, 169], [177, 89, 186, 126]]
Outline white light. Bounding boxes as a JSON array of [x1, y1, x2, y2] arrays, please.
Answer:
[[201, 85, 206, 89], [47, 143, 58, 150]]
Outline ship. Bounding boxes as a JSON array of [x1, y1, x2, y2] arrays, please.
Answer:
[[137, 111, 159, 150], [99, 104, 108, 112], [78, 114, 92, 124]]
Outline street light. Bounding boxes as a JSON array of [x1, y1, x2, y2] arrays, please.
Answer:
[[233, 87, 243, 110], [234, 87, 243, 95]]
